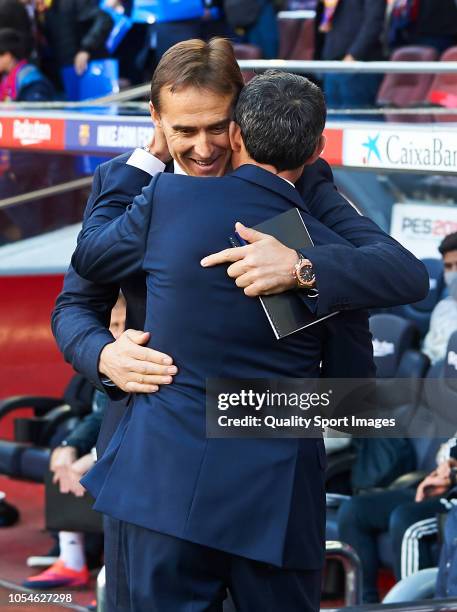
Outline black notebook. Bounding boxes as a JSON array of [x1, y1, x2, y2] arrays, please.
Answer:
[[229, 207, 338, 340]]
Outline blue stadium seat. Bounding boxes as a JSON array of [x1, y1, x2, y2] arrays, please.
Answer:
[[370, 313, 421, 377], [392, 258, 445, 337], [326, 333, 456, 571], [325, 314, 428, 497]]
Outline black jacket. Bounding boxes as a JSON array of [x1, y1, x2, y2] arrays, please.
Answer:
[[416, 0, 457, 38], [0, 0, 32, 54], [43, 0, 113, 68], [0, 0, 31, 36], [317, 0, 387, 61]]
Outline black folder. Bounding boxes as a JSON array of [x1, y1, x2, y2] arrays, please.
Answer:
[[230, 207, 338, 340]]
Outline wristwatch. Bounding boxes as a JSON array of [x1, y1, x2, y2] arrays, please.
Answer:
[[293, 252, 316, 289]]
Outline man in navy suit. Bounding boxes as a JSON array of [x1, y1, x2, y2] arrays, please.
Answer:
[[72, 71, 424, 611], [51, 38, 427, 609], [52, 38, 427, 412]]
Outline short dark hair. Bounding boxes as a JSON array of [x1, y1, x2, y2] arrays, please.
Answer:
[[150, 38, 244, 111], [439, 232, 457, 255], [0, 28, 27, 60], [233, 70, 326, 172]]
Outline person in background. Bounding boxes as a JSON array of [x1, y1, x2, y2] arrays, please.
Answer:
[[226, 0, 283, 59], [423, 232, 457, 364], [316, 0, 386, 113], [338, 437, 457, 603], [0, 27, 58, 242], [0, 0, 33, 52], [388, 0, 457, 55], [0, 28, 52, 101], [36, 0, 112, 90], [150, 1, 226, 74], [23, 294, 126, 590]]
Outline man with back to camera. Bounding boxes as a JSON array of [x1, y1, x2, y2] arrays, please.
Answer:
[[51, 36, 428, 609], [51, 37, 428, 419], [72, 71, 425, 612]]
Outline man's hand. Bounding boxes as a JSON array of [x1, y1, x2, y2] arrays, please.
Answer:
[[65, 454, 95, 497], [50, 446, 78, 493], [99, 329, 178, 393], [436, 458, 457, 480], [52, 452, 93, 496], [74, 50, 90, 75], [50, 446, 77, 473], [200, 222, 298, 297], [146, 123, 172, 164], [415, 470, 451, 502]]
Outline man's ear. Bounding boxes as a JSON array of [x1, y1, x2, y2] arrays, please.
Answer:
[[304, 135, 326, 166], [229, 121, 242, 152], [149, 101, 161, 127]]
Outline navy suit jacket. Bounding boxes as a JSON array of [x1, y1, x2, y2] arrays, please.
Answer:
[[317, 0, 386, 61], [75, 165, 366, 570], [51, 153, 428, 456]]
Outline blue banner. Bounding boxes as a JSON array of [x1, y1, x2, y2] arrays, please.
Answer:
[[131, 0, 204, 24]]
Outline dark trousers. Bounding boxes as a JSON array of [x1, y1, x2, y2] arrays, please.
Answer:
[[337, 489, 444, 603], [104, 516, 322, 612], [323, 73, 382, 121]]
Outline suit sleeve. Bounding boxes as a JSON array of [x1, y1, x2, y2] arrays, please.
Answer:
[[51, 164, 121, 396], [347, 0, 386, 60], [51, 158, 156, 398], [72, 174, 161, 282], [297, 158, 429, 318]]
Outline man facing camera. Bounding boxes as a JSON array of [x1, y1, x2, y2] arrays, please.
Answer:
[[72, 72, 420, 612], [52, 38, 428, 416]]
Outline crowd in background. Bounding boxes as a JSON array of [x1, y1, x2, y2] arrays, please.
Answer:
[[1, 0, 457, 105]]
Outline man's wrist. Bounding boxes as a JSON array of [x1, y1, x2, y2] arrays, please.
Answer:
[[293, 252, 317, 290], [58, 441, 80, 457], [144, 144, 170, 165], [98, 341, 114, 378]]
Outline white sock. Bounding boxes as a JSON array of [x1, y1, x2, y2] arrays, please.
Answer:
[[58, 531, 86, 571]]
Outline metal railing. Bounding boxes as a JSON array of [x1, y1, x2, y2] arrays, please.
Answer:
[[326, 540, 363, 607], [237, 59, 457, 74], [2, 59, 457, 111], [0, 177, 93, 211]]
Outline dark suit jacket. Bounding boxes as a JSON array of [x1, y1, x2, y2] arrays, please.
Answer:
[[416, 0, 457, 38], [76, 165, 372, 570], [317, 0, 386, 61], [51, 153, 428, 455]]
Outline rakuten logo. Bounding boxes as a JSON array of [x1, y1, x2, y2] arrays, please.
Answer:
[[13, 119, 51, 145]]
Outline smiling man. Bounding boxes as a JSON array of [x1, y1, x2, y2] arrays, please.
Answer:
[[149, 77, 233, 177], [52, 37, 427, 610], [53, 39, 427, 407]]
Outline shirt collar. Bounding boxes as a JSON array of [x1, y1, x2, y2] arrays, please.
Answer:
[[173, 161, 187, 175], [174, 160, 295, 187]]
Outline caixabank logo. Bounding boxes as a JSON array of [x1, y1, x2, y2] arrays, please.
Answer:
[[343, 128, 457, 173]]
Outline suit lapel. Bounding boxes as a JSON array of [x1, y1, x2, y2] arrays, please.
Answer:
[[229, 164, 310, 214]]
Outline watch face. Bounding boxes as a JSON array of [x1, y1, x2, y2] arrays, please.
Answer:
[[299, 265, 315, 283]]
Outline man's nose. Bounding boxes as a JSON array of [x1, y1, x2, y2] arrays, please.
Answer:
[[193, 133, 213, 159]]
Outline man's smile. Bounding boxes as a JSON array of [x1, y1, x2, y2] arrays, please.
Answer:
[[187, 155, 224, 175]]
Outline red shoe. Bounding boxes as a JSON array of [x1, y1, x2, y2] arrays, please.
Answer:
[[23, 560, 89, 589]]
